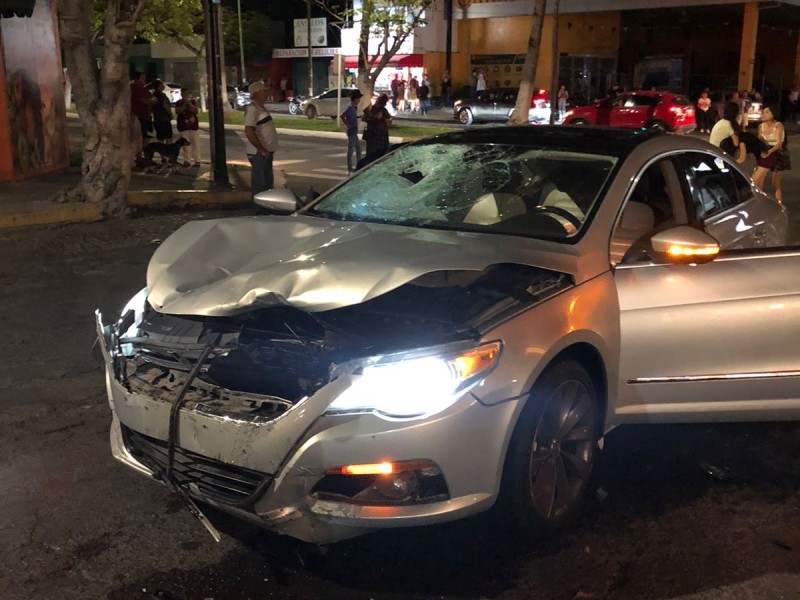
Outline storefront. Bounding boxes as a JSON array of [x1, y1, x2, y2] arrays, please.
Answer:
[[343, 54, 425, 92]]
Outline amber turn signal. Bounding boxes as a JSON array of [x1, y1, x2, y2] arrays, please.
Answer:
[[326, 459, 440, 476]]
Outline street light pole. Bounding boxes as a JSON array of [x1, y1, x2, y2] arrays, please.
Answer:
[[237, 0, 246, 84], [307, 0, 314, 97], [550, 0, 560, 124], [203, 0, 230, 188]]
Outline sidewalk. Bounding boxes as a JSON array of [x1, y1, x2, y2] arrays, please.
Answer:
[[0, 163, 253, 230]]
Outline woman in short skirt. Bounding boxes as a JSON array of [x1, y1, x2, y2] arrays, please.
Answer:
[[752, 106, 790, 202]]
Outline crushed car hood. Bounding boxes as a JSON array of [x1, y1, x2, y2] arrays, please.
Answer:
[[147, 215, 579, 316]]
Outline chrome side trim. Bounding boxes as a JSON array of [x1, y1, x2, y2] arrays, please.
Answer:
[[628, 370, 800, 384]]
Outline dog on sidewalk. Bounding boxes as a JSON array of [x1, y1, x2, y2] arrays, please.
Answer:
[[142, 138, 191, 175]]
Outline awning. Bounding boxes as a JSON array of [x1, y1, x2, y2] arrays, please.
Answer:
[[344, 54, 423, 69], [0, 0, 35, 17]]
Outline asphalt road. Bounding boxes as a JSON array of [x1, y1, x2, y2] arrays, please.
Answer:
[[3, 130, 800, 600]]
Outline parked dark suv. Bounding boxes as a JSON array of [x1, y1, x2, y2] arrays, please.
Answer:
[[562, 91, 695, 133]]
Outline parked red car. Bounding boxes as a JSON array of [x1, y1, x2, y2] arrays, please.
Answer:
[[562, 91, 695, 133]]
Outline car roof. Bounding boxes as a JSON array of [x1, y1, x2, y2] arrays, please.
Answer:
[[420, 125, 662, 156]]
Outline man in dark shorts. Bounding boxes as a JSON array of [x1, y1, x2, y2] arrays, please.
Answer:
[[130, 72, 155, 164]]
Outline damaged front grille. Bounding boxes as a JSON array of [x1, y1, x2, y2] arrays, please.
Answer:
[[122, 425, 272, 507], [114, 265, 570, 421]]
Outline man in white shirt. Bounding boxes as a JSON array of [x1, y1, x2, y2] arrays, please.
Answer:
[[244, 81, 279, 194]]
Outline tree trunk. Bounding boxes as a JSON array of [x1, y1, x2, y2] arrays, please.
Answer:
[[59, 0, 144, 216], [509, 0, 547, 126], [356, 0, 375, 113]]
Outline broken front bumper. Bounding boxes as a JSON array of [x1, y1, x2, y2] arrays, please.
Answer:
[[97, 310, 520, 544]]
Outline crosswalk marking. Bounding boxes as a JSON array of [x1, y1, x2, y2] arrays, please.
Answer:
[[314, 168, 349, 174], [288, 172, 348, 181], [273, 159, 309, 166]]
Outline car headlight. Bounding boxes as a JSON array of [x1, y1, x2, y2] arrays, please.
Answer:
[[327, 341, 502, 419]]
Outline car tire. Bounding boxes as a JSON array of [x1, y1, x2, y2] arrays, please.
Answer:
[[648, 120, 668, 132], [458, 108, 474, 126], [499, 359, 599, 536], [288, 103, 300, 115], [306, 105, 317, 119], [569, 118, 589, 126]]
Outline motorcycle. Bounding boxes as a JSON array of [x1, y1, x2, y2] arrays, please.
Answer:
[[287, 95, 306, 115]]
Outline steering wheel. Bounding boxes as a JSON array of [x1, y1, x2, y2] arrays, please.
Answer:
[[531, 205, 583, 230]]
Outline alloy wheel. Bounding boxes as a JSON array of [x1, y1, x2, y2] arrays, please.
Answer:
[[528, 378, 595, 522]]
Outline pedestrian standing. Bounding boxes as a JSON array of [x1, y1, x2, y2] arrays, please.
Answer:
[[152, 80, 173, 146], [418, 78, 430, 115], [440, 70, 451, 106], [280, 76, 288, 102], [390, 75, 400, 110], [397, 79, 407, 112], [557, 85, 569, 119], [476, 69, 487, 94], [752, 106, 790, 202], [361, 93, 392, 162], [130, 72, 155, 166], [244, 81, 279, 194], [175, 88, 201, 167], [788, 86, 798, 123], [408, 76, 419, 112], [696, 90, 712, 133], [340, 89, 363, 173], [469, 68, 478, 97]]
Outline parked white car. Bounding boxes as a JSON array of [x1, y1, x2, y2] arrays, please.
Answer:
[[302, 88, 397, 119]]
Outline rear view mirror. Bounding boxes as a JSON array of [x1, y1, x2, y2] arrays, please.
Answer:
[[253, 188, 301, 213], [651, 226, 720, 264]]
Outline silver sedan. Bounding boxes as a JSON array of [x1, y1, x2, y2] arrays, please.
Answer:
[[97, 127, 798, 544]]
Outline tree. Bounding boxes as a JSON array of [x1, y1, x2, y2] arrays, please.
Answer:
[[59, 0, 145, 214], [314, 0, 431, 101], [221, 10, 273, 67], [508, 0, 547, 126]]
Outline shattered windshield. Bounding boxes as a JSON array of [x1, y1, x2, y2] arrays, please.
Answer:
[[308, 142, 618, 241]]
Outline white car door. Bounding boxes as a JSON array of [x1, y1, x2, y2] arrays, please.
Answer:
[[610, 153, 800, 425]]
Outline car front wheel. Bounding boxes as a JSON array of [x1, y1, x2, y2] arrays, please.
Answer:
[[458, 108, 474, 126], [568, 118, 589, 126], [306, 105, 317, 119], [648, 120, 668, 132], [500, 359, 599, 535]]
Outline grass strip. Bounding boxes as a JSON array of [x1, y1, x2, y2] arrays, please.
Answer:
[[197, 111, 457, 139]]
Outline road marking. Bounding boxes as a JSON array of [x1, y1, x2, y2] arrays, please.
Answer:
[[314, 168, 349, 174], [288, 172, 346, 181], [273, 159, 308, 166]]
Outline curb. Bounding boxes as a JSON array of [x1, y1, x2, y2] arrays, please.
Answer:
[[0, 202, 103, 230], [0, 190, 253, 231], [126, 189, 252, 209]]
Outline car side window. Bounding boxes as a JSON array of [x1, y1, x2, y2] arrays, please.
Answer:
[[340, 89, 352, 98], [633, 96, 657, 107], [610, 158, 682, 266], [677, 152, 741, 220], [320, 90, 337, 99]]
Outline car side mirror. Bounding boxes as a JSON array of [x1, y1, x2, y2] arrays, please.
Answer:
[[253, 188, 301, 213], [651, 226, 720, 264]]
